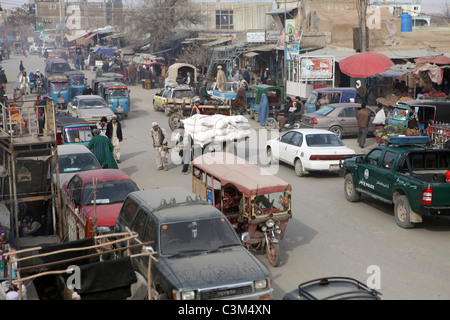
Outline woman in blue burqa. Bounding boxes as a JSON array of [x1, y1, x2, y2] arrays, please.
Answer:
[[259, 93, 269, 126]]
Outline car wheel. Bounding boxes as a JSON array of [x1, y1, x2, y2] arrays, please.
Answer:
[[329, 126, 343, 139], [344, 173, 361, 202], [394, 195, 416, 229], [294, 158, 305, 177]]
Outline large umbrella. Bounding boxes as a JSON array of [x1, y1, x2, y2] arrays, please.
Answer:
[[339, 52, 394, 78]]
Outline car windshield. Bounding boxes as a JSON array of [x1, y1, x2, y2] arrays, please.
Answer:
[[253, 191, 289, 215], [58, 152, 101, 173], [160, 217, 240, 256], [109, 88, 128, 97], [69, 76, 85, 85], [82, 179, 138, 206], [63, 126, 93, 144], [50, 82, 69, 90], [306, 134, 345, 147], [306, 93, 318, 104], [172, 90, 195, 99], [79, 98, 107, 109], [50, 63, 71, 73], [314, 106, 335, 116]]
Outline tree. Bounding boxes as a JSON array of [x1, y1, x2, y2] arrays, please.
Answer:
[[123, 0, 203, 54], [7, 4, 36, 30]]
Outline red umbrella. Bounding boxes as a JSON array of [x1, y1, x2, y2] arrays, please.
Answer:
[[339, 52, 394, 78]]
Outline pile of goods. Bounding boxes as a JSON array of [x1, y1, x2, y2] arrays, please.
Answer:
[[182, 114, 251, 147], [374, 124, 421, 143]]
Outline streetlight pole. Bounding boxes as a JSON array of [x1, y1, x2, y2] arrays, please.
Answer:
[[284, 0, 287, 87]]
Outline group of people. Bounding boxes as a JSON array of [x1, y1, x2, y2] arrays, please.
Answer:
[[87, 115, 123, 168]]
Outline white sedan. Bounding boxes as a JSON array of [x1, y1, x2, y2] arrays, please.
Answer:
[[266, 129, 355, 177]]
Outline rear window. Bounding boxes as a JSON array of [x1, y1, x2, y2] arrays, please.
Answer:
[[314, 106, 335, 116], [50, 63, 71, 73], [172, 90, 195, 99], [306, 134, 344, 147]]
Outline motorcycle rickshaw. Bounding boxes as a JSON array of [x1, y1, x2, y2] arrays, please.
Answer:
[[98, 81, 130, 118], [248, 85, 285, 122], [56, 115, 92, 146], [47, 76, 70, 109], [191, 152, 292, 267], [65, 70, 86, 99]]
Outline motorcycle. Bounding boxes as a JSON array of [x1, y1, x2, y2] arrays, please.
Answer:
[[35, 77, 43, 95], [264, 110, 302, 131]]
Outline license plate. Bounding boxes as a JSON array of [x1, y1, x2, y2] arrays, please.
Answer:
[[329, 164, 339, 171]]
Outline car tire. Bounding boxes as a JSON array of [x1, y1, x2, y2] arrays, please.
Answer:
[[344, 173, 361, 202], [294, 158, 305, 177], [394, 195, 416, 229], [329, 126, 343, 139]]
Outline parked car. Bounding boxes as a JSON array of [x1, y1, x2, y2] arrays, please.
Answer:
[[68, 95, 115, 127], [62, 169, 139, 240], [152, 84, 196, 115], [266, 129, 355, 177], [53, 144, 101, 189], [283, 277, 381, 300], [115, 187, 273, 300], [300, 103, 376, 139]]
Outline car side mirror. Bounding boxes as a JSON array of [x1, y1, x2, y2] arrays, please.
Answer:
[[356, 156, 363, 164], [240, 232, 250, 243], [144, 246, 155, 253]]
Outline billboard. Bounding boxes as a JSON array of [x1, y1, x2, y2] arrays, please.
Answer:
[[299, 57, 334, 80]]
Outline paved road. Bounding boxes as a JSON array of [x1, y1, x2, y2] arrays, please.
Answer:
[[6, 53, 450, 300]]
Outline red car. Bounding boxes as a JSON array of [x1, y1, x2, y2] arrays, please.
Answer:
[[48, 49, 68, 60], [62, 169, 139, 240]]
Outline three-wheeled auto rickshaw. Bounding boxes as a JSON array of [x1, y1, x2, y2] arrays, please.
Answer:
[[65, 70, 86, 99], [92, 73, 124, 94], [191, 152, 292, 267], [304, 87, 357, 113], [98, 81, 130, 118], [56, 115, 93, 146], [248, 85, 285, 122], [47, 76, 70, 109]]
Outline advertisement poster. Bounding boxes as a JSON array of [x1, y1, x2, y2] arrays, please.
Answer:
[[300, 57, 334, 79]]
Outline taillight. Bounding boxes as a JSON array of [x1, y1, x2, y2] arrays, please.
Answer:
[[311, 117, 318, 126], [309, 154, 354, 160], [422, 187, 433, 205]]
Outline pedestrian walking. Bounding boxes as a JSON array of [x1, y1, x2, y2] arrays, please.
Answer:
[[216, 65, 226, 91], [106, 115, 123, 163], [151, 122, 169, 171], [356, 102, 371, 148], [0, 67, 7, 93], [87, 129, 118, 169], [96, 116, 108, 136], [127, 63, 136, 86], [175, 124, 194, 175], [19, 71, 30, 95]]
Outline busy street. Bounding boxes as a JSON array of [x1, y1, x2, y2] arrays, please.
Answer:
[[1, 50, 450, 300]]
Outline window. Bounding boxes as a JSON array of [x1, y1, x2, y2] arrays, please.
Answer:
[[290, 132, 303, 146], [339, 107, 357, 118], [280, 131, 295, 144], [216, 10, 233, 30], [120, 198, 139, 226], [382, 151, 396, 170], [365, 149, 383, 167], [131, 209, 148, 239]]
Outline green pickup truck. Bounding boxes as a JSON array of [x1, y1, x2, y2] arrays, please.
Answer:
[[340, 136, 450, 228]]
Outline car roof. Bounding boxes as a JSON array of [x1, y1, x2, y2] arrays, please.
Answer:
[[57, 144, 92, 155], [127, 187, 223, 224], [75, 169, 133, 183], [75, 95, 105, 100], [285, 128, 339, 135]]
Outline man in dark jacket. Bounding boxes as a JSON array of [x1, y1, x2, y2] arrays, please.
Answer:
[[106, 115, 123, 163], [356, 102, 371, 148], [0, 67, 7, 93]]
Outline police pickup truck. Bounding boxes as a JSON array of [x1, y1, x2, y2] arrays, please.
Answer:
[[340, 136, 450, 228]]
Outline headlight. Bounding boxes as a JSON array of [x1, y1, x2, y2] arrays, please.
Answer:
[[254, 279, 268, 290], [265, 219, 275, 228], [181, 291, 196, 300]]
